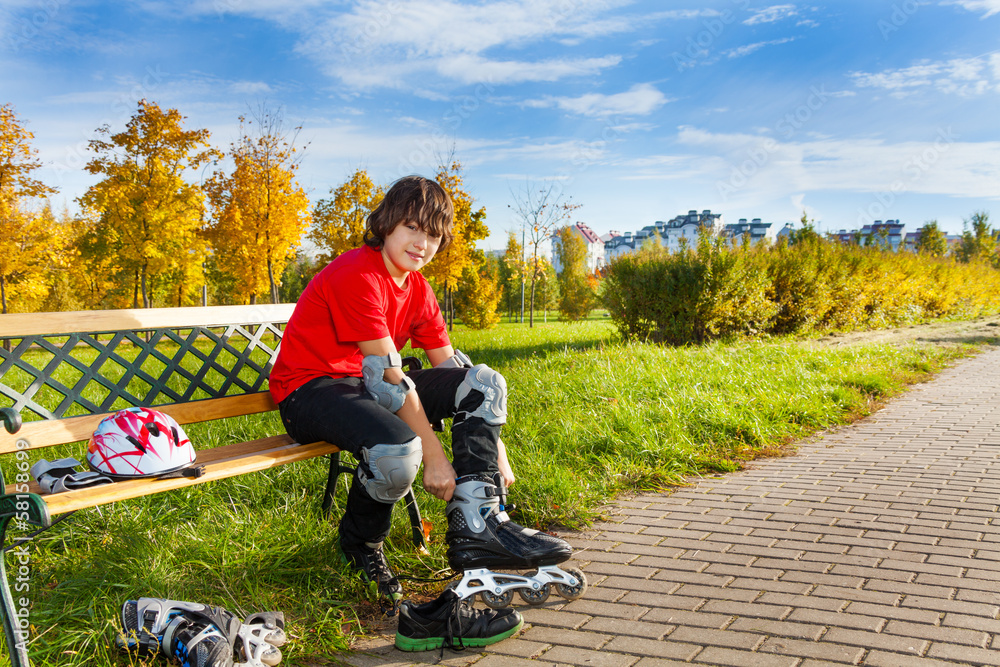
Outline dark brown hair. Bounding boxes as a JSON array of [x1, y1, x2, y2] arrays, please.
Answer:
[[363, 175, 455, 253]]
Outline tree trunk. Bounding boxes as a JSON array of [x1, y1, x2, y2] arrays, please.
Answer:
[[250, 294, 257, 305], [268, 258, 279, 304], [141, 264, 150, 308], [133, 270, 140, 309], [1, 277, 7, 351], [446, 286, 454, 331]]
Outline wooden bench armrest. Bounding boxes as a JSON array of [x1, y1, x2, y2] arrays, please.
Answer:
[[4, 437, 342, 516]]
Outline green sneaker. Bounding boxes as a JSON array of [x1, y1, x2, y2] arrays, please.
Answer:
[[395, 589, 523, 652]]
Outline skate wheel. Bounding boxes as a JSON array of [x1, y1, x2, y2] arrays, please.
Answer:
[[480, 589, 514, 609], [518, 584, 551, 605], [555, 566, 587, 601]]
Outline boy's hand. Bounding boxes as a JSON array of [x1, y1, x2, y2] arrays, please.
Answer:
[[498, 457, 516, 489], [497, 437, 516, 488], [422, 456, 457, 501]]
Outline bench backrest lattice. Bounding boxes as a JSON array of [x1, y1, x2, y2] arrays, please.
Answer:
[[0, 305, 427, 667], [0, 305, 294, 425]]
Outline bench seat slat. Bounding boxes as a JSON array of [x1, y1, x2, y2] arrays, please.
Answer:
[[4, 437, 342, 515], [0, 393, 279, 454], [0, 304, 296, 338]]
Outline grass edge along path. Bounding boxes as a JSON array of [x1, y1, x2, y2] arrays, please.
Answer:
[[4, 319, 980, 666]]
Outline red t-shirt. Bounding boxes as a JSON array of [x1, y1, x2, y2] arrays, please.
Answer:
[[269, 245, 450, 403]]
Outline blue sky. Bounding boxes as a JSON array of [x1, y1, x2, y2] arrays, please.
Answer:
[[3, 0, 999, 250]]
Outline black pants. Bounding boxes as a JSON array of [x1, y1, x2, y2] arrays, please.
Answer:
[[278, 367, 501, 548]]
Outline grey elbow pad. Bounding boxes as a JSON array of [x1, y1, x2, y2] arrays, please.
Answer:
[[358, 438, 423, 503], [437, 349, 474, 369], [362, 352, 416, 413]]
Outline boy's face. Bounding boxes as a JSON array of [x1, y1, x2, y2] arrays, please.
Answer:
[[381, 220, 442, 281]]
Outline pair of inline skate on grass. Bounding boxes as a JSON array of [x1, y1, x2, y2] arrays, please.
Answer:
[[345, 469, 588, 653]]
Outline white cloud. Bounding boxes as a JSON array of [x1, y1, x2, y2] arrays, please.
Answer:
[[673, 126, 1000, 202], [743, 4, 799, 25], [525, 83, 669, 117], [436, 54, 623, 85], [941, 0, 1000, 17], [292, 0, 644, 90], [209, 0, 721, 92], [229, 81, 273, 95], [725, 37, 796, 59], [851, 56, 1000, 97]]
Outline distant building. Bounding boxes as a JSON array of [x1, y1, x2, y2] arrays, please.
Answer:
[[721, 218, 774, 245], [551, 222, 605, 274], [603, 209, 724, 263], [831, 220, 905, 251], [776, 222, 796, 244]]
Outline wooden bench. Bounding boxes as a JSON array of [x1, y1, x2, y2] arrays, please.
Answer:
[[0, 305, 427, 667]]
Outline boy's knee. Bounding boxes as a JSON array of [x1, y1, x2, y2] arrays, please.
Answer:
[[455, 365, 507, 426], [358, 437, 422, 503]]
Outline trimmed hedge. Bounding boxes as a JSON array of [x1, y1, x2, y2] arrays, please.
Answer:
[[604, 234, 1000, 344]]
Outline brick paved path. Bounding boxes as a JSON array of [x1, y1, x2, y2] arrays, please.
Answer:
[[347, 347, 1000, 666]]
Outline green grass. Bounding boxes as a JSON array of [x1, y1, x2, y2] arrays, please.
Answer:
[[1, 318, 975, 666]]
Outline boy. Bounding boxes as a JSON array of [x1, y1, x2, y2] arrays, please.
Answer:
[[270, 175, 568, 651]]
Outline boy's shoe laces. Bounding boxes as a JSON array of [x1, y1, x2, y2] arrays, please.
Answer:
[[440, 593, 467, 655]]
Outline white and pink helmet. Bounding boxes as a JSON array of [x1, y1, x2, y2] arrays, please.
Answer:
[[87, 407, 196, 478]]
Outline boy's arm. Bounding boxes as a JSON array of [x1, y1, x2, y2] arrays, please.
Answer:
[[358, 338, 457, 501], [426, 345, 516, 489], [426, 345, 455, 367]]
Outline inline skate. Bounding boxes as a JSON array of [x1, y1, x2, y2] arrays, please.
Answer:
[[117, 597, 286, 667], [445, 474, 587, 608]]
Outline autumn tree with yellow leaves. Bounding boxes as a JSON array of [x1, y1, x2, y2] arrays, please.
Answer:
[[205, 108, 310, 304], [424, 160, 490, 328], [78, 100, 215, 308], [310, 168, 384, 265], [0, 103, 59, 313]]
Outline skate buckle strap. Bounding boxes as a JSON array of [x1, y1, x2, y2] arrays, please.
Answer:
[[30, 457, 114, 494]]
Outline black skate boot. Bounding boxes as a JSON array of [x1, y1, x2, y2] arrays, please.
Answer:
[[445, 474, 586, 608], [395, 589, 523, 652], [163, 615, 236, 667], [340, 540, 404, 614], [446, 474, 572, 572]]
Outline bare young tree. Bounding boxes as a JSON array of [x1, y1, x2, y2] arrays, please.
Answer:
[[508, 181, 580, 327]]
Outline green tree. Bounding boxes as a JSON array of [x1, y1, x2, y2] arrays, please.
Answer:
[[309, 168, 384, 264], [956, 211, 996, 265], [555, 226, 597, 321], [915, 220, 948, 257], [278, 249, 319, 303], [498, 231, 525, 322], [536, 256, 560, 323], [790, 210, 821, 246], [79, 99, 215, 308], [454, 254, 501, 329]]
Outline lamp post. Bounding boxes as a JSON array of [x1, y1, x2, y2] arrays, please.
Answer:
[[519, 223, 525, 324]]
